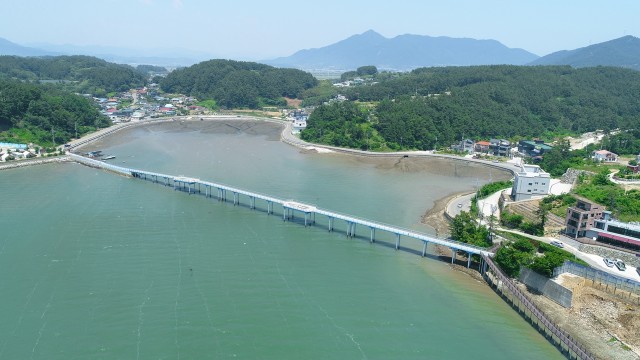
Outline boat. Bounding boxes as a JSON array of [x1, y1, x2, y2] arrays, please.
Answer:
[[102, 155, 116, 160]]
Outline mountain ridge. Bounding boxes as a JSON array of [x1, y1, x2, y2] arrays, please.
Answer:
[[263, 30, 539, 70], [528, 35, 640, 70]]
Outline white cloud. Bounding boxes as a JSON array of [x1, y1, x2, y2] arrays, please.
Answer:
[[173, 0, 183, 9]]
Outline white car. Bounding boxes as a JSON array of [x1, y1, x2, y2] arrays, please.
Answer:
[[614, 260, 626, 271], [602, 258, 615, 267], [550, 241, 564, 248]]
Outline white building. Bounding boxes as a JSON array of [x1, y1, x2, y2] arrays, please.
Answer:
[[592, 149, 618, 162], [291, 119, 307, 134], [511, 164, 551, 201]]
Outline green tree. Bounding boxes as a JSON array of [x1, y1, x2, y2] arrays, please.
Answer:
[[449, 211, 492, 248]]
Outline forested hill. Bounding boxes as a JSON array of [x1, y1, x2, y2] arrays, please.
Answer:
[[0, 79, 109, 146], [302, 65, 640, 151], [529, 35, 640, 70], [160, 59, 318, 108], [0, 55, 146, 94]]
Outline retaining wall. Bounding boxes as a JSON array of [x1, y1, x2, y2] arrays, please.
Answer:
[[554, 261, 640, 296], [577, 244, 640, 267], [519, 268, 573, 308]]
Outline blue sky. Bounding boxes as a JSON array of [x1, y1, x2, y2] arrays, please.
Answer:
[[2, 0, 639, 59]]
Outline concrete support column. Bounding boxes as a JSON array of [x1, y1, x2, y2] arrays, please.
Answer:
[[251, 197, 255, 209], [283, 207, 287, 221], [267, 201, 272, 214], [370, 227, 375, 243], [467, 252, 472, 268], [422, 241, 428, 257], [352, 223, 356, 237], [304, 213, 308, 227], [328, 217, 333, 232], [451, 249, 456, 264], [395, 234, 400, 250]]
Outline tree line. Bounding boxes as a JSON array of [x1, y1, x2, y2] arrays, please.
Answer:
[[303, 65, 640, 151], [0, 55, 147, 95], [160, 59, 318, 109], [0, 79, 109, 146]]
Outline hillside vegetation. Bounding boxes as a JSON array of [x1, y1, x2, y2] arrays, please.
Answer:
[[0, 79, 109, 146], [0, 55, 146, 95], [303, 65, 640, 150], [160, 59, 318, 109]]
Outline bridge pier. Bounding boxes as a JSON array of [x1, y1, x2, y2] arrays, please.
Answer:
[[73, 155, 492, 267]]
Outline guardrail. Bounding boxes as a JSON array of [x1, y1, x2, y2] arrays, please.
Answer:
[[555, 260, 640, 297]]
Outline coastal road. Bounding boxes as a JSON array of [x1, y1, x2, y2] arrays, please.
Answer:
[[499, 228, 640, 282], [446, 192, 475, 218]]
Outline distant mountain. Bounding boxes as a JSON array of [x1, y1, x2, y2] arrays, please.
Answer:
[[529, 35, 640, 70], [263, 30, 539, 71], [0, 37, 58, 56]]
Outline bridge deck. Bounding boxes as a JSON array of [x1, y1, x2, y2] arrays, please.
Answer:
[[70, 153, 492, 256]]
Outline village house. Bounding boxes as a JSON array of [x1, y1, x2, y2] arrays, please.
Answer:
[[451, 138, 475, 153], [490, 139, 511, 157], [517, 139, 553, 158], [474, 140, 491, 153], [565, 197, 604, 239], [591, 149, 618, 162]]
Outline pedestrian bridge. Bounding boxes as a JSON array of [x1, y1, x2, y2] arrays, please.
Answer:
[[71, 154, 493, 267]]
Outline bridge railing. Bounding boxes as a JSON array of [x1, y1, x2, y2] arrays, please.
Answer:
[[69, 153, 492, 255], [482, 254, 594, 360], [313, 207, 492, 254]]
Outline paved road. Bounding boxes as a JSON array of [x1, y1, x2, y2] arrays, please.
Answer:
[[446, 192, 475, 218]]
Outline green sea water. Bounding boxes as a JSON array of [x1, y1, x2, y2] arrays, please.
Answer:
[[0, 120, 563, 359]]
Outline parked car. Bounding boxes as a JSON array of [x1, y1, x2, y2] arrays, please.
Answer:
[[550, 241, 564, 248], [602, 258, 615, 267], [614, 260, 626, 271]]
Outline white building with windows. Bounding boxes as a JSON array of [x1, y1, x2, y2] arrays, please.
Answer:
[[511, 164, 551, 201]]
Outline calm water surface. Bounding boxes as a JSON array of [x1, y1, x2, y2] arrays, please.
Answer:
[[0, 120, 563, 359]]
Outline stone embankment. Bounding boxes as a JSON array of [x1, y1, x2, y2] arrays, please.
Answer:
[[579, 244, 640, 267], [0, 156, 70, 171]]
